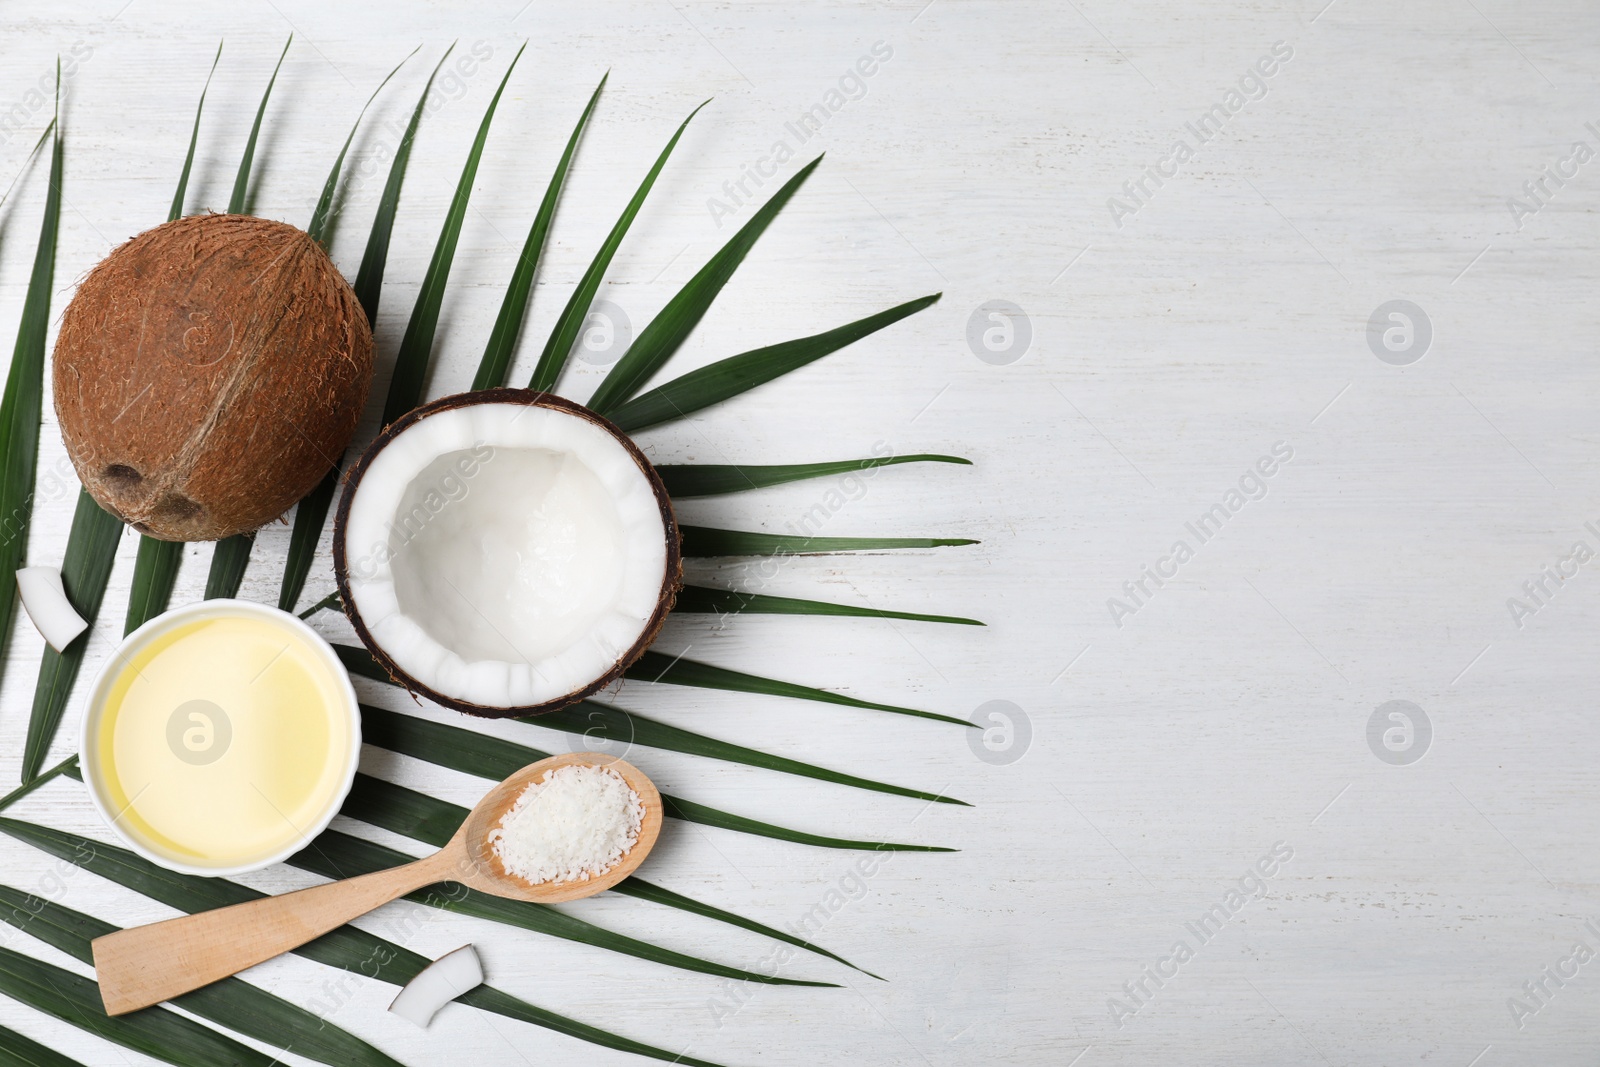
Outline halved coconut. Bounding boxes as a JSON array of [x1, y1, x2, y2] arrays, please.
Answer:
[[333, 389, 680, 717]]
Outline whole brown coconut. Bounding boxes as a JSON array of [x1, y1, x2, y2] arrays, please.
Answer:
[[53, 214, 372, 541]]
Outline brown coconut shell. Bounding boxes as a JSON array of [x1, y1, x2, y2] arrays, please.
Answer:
[[53, 214, 372, 541], [332, 389, 683, 719]]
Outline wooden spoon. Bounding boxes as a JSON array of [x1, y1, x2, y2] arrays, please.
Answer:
[[91, 752, 662, 1016]]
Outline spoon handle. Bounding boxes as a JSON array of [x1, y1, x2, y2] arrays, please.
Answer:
[[91, 847, 460, 1015]]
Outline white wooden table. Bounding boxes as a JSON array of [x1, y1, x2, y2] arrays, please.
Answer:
[[0, 0, 1597, 1063]]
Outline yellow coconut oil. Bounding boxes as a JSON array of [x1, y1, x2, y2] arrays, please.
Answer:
[[89, 609, 355, 871]]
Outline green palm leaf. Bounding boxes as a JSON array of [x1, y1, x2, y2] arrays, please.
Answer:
[[381, 42, 526, 424], [13, 107, 77, 784], [657, 452, 968, 497], [682, 525, 976, 556], [0, 887, 404, 1067], [202, 535, 252, 599], [280, 46, 422, 613], [0, 1021, 86, 1067], [0, 946, 275, 1067], [355, 699, 945, 850], [614, 878, 877, 977], [0, 754, 77, 812], [125, 536, 182, 634], [308, 47, 416, 247], [626, 649, 970, 726], [283, 50, 455, 610], [168, 41, 221, 220], [294, 819, 833, 988], [527, 99, 709, 392], [335, 644, 963, 804], [538, 699, 967, 804], [281, 488, 336, 611], [0, 103, 61, 647], [298, 589, 340, 617], [353, 45, 454, 323], [587, 154, 822, 413], [206, 35, 294, 599], [0, 125, 53, 225], [0, 810, 729, 1067], [473, 72, 605, 390], [663, 792, 952, 852], [227, 34, 289, 214], [455, 986, 728, 1067], [672, 583, 982, 625], [606, 293, 939, 432]]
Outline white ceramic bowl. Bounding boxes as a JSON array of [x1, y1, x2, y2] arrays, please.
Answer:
[[79, 598, 361, 877]]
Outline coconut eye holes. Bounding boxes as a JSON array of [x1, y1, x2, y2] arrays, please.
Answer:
[[151, 494, 203, 526], [103, 464, 142, 488]]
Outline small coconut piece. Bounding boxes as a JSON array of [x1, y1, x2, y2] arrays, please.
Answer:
[[52, 214, 373, 541], [388, 945, 484, 1028], [334, 389, 680, 718], [16, 567, 87, 650]]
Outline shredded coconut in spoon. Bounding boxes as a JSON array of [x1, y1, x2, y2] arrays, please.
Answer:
[[489, 764, 644, 884]]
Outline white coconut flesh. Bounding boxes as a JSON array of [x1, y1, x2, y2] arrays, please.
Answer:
[[16, 566, 88, 651], [342, 400, 668, 710]]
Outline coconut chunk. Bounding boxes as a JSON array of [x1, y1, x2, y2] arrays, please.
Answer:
[[388, 945, 483, 1028], [16, 566, 87, 650]]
